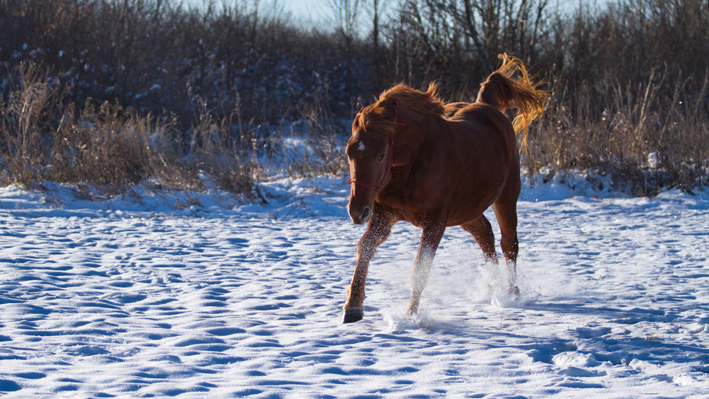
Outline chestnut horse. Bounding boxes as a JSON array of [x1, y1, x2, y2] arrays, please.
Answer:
[[342, 54, 547, 323]]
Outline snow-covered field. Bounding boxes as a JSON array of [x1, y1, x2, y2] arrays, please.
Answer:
[[1, 176, 708, 398]]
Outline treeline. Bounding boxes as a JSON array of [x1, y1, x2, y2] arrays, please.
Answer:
[[0, 0, 369, 123], [1, 0, 708, 197]]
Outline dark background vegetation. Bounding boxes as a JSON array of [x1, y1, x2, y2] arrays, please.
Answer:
[[1, 0, 707, 200]]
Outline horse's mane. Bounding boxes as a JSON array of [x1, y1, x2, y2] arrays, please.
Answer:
[[354, 83, 445, 137], [355, 56, 546, 146]]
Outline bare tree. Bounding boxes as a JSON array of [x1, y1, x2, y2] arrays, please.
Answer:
[[394, 0, 551, 72], [325, 0, 362, 105]]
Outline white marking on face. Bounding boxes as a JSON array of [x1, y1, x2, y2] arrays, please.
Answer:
[[358, 141, 365, 151]]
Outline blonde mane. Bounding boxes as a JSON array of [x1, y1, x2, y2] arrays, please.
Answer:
[[354, 83, 445, 136]]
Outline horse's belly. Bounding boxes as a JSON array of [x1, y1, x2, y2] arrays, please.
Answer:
[[445, 185, 504, 226]]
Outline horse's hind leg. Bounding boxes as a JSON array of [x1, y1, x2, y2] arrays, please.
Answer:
[[492, 177, 521, 296], [462, 215, 498, 263], [462, 216, 499, 299]]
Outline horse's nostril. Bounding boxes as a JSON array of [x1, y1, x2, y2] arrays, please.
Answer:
[[361, 206, 371, 222]]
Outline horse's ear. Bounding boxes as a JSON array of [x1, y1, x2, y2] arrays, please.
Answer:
[[382, 99, 398, 121], [353, 111, 366, 131]]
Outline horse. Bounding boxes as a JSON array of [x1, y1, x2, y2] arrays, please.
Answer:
[[342, 54, 548, 323]]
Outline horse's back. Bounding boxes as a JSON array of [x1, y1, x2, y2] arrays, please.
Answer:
[[450, 103, 515, 139]]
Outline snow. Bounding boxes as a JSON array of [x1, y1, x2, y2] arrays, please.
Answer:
[[1, 177, 709, 397]]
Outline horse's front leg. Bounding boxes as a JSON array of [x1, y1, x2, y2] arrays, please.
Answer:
[[406, 221, 446, 316], [343, 205, 396, 323]]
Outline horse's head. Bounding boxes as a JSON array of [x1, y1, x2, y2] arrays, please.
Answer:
[[346, 126, 393, 225], [347, 85, 435, 224]]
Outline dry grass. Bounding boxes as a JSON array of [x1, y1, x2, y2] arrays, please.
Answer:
[[0, 63, 65, 184], [284, 96, 349, 179], [0, 62, 348, 201], [2, 62, 708, 201], [525, 69, 709, 196]]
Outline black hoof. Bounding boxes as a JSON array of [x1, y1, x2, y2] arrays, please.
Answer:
[[342, 308, 364, 323]]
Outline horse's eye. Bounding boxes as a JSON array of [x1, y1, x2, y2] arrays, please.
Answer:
[[378, 154, 385, 161]]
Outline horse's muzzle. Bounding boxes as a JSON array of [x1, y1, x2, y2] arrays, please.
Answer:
[[349, 205, 371, 225]]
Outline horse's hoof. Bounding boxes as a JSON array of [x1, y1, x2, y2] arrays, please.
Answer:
[[342, 308, 364, 323], [509, 285, 520, 299]]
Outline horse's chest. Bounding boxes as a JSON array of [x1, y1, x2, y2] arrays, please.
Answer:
[[378, 182, 448, 222]]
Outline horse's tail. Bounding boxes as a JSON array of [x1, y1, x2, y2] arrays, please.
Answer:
[[476, 54, 548, 149]]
